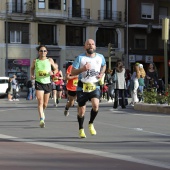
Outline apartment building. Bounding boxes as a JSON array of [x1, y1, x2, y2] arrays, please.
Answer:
[[0, 0, 125, 87], [128, 0, 170, 78]]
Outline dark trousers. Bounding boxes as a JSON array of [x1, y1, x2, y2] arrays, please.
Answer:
[[113, 89, 125, 108], [12, 89, 17, 99]]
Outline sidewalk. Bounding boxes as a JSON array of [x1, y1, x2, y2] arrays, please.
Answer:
[[2, 91, 170, 114]]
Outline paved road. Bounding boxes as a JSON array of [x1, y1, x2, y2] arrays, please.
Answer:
[[0, 96, 170, 170]]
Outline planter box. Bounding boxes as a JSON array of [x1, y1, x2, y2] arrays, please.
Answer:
[[134, 103, 170, 114]]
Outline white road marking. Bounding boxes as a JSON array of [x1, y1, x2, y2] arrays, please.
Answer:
[[0, 133, 170, 169]]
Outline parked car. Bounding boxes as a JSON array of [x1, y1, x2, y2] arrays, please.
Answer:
[[0, 77, 9, 97]]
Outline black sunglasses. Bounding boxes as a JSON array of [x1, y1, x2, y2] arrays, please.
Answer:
[[39, 50, 47, 52]]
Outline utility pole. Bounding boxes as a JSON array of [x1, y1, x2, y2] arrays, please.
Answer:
[[126, 0, 129, 69], [5, 0, 8, 77]]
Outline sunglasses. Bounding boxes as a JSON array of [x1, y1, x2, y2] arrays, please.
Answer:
[[39, 50, 47, 52]]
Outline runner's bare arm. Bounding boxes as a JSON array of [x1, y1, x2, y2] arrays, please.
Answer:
[[71, 62, 91, 75], [49, 58, 57, 74]]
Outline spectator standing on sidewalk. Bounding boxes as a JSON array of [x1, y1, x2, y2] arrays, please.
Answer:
[[137, 64, 146, 102], [64, 64, 78, 116], [12, 74, 19, 101], [6, 77, 13, 101], [130, 63, 140, 106], [30, 45, 57, 128], [26, 79, 36, 100], [71, 39, 106, 138], [112, 59, 126, 109], [26, 79, 33, 100], [146, 63, 158, 89], [104, 68, 114, 102]]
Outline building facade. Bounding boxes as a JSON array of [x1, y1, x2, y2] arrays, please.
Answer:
[[0, 0, 126, 87], [128, 0, 170, 79]]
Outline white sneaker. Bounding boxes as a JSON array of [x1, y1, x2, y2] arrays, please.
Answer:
[[8, 99, 13, 101], [108, 99, 113, 103], [15, 99, 19, 101]]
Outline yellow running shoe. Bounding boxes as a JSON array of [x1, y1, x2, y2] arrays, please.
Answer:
[[79, 129, 86, 138], [39, 120, 45, 128], [89, 123, 97, 135]]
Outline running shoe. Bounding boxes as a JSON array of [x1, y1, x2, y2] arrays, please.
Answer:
[[64, 109, 69, 116], [88, 123, 97, 135], [79, 129, 86, 138], [53, 103, 58, 107], [39, 120, 45, 128]]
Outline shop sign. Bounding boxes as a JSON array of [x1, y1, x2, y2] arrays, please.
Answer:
[[129, 55, 135, 63], [13, 59, 30, 66], [136, 55, 143, 61], [145, 56, 153, 63]]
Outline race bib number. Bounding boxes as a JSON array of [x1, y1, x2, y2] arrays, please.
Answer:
[[53, 77, 58, 82], [73, 79, 78, 86], [38, 71, 48, 77], [83, 83, 96, 92]]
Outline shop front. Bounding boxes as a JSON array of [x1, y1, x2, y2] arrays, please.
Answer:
[[129, 55, 165, 78], [8, 59, 30, 89]]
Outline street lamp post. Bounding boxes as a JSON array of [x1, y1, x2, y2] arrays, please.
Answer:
[[162, 18, 169, 89]]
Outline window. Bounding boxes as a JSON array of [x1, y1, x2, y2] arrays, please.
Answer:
[[141, 3, 154, 19], [12, 0, 23, 13], [63, 0, 66, 11], [49, 0, 61, 10], [7, 22, 29, 44], [66, 26, 86, 46], [96, 28, 118, 47], [134, 35, 146, 49], [10, 31, 21, 43], [38, 24, 57, 45], [38, 0, 45, 9], [72, 0, 81, 17], [159, 7, 168, 16], [104, 0, 112, 19]]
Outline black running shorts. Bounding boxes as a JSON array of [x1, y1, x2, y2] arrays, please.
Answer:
[[76, 89, 100, 107], [35, 81, 52, 94]]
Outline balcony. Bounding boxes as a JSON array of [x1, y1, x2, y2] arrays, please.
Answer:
[[98, 10, 122, 22], [68, 7, 90, 19], [7, 1, 33, 15]]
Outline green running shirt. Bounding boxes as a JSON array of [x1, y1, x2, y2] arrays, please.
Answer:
[[35, 58, 51, 84]]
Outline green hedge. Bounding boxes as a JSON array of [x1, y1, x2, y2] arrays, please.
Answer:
[[143, 87, 170, 105]]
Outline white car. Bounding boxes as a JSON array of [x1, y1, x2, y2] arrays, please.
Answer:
[[0, 77, 9, 97]]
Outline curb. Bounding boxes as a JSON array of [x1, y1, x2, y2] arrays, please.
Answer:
[[134, 103, 170, 114]]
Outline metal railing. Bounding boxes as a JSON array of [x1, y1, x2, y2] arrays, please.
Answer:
[[9, 0, 33, 14], [98, 10, 122, 21], [68, 7, 90, 19]]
